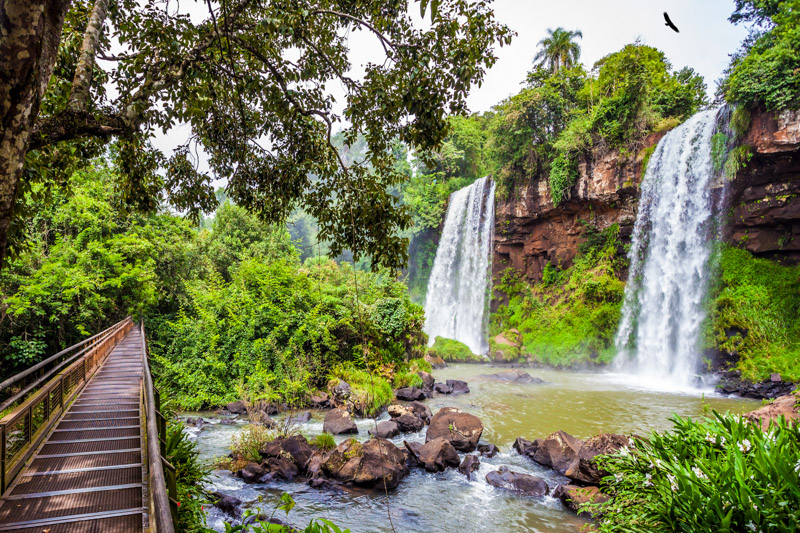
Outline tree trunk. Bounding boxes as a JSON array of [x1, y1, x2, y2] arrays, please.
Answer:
[[0, 0, 72, 268], [67, 0, 108, 112]]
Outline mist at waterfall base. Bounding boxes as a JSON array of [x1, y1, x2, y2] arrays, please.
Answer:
[[423, 176, 495, 355], [613, 109, 724, 392]]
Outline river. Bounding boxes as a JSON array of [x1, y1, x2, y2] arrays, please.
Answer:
[[188, 364, 758, 532]]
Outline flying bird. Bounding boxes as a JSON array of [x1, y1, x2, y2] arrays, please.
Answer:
[[663, 12, 679, 33]]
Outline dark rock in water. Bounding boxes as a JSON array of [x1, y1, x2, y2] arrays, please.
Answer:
[[403, 441, 423, 468], [424, 352, 447, 369], [219, 418, 237, 425], [433, 383, 453, 394], [446, 380, 470, 394], [323, 408, 358, 435], [287, 411, 312, 425], [513, 437, 536, 456], [426, 407, 483, 452], [369, 420, 400, 439], [404, 438, 460, 473], [486, 466, 549, 496], [458, 454, 481, 480], [226, 401, 247, 414], [478, 369, 544, 384], [395, 413, 425, 433], [184, 417, 205, 428], [553, 484, 610, 517], [308, 476, 346, 492], [396, 387, 426, 401], [310, 392, 331, 408], [260, 435, 316, 470], [715, 369, 796, 399], [417, 371, 435, 390], [478, 443, 499, 458], [566, 433, 630, 485], [525, 430, 584, 475], [322, 438, 409, 489], [243, 513, 293, 528], [211, 492, 241, 518], [409, 401, 432, 424], [264, 456, 300, 480], [238, 462, 267, 483]]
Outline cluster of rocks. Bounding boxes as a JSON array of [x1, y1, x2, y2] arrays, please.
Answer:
[[513, 430, 629, 515], [715, 371, 796, 400], [476, 369, 544, 384], [396, 376, 470, 400]]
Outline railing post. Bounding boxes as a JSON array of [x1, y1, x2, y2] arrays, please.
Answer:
[[1, 423, 6, 493], [165, 460, 179, 529]]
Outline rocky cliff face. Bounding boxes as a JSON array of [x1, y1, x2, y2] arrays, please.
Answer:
[[493, 109, 800, 286]]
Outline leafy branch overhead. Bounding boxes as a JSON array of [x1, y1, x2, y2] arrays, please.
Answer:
[[0, 0, 513, 269]]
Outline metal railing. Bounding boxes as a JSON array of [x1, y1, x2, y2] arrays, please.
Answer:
[[0, 317, 134, 493], [141, 321, 178, 533]]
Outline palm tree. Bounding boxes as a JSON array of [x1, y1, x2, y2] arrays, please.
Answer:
[[533, 28, 583, 74]]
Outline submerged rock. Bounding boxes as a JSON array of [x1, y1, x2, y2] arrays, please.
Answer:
[[396, 387, 426, 401], [553, 484, 610, 517], [458, 454, 481, 480], [478, 369, 544, 384], [226, 401, 247, 414], [323, 408, 358, 435], [237, 462, 267, 483], [321, 438, 409, 489], [287, 411, 312, 425], [404, 438, 460, 473], [211, 492, 241, 518], [486, 466, 549, 496], [477, 443, 499, 458], [426, 407, 483, 452], [446, 380, 470, 394], [565, 433, 630, 485], [433, 383, 453, 394]]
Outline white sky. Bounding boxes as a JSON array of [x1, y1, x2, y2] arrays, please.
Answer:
[[150, 0, 749, 178]]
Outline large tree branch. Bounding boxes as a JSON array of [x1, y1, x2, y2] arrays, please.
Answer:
[[29, 109, 128, 150], [67, 0, 110, 112], [310, 9, 397, 56]]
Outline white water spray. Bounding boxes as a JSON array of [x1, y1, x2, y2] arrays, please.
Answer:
[[614, 109, 721, 389], [423, 177, 495, 355]]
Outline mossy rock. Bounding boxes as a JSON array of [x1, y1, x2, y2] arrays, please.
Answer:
[[429, 337, 484, 363]]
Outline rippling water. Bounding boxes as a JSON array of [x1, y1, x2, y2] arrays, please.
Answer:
[[188, 365, 758, 533]]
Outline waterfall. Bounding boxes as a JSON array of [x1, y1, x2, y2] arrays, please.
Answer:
[[423, 176, 495, 355], [614, 109, 722, 388]]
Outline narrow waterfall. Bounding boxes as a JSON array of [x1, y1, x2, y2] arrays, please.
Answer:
[[614, 109, 721, 388], [423, 176, 495, 355]]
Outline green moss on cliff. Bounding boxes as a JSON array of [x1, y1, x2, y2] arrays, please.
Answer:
[[492, 224, 627, 367], [428, 337, 484, 363], [706, 244, 800, 382]]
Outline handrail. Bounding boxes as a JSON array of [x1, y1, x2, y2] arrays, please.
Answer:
[[0, 318, 131, 410], [141, 321, 176, 533], [0, 317, 133, 493]]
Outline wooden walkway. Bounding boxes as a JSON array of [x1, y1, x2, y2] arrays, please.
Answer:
[[0, 327, 148, 532]]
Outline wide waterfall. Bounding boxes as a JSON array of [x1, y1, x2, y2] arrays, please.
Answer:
[[423, 176, 495, 355], [614, 109, 722, 388]]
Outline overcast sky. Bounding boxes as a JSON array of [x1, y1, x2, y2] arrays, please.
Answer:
[[151, 0, 749, 178]]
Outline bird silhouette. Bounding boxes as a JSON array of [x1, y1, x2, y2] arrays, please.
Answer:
[[664, 12, 679, 32]]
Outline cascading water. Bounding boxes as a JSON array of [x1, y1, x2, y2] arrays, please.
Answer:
[[614, 109, 723, 389], [423, 176, 495, 355]]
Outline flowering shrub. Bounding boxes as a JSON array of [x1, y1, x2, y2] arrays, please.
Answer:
[[591, 412, 800, 532]]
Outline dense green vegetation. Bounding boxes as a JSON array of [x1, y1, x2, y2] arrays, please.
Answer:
[[428, 336, 484, 363], [491, 224, 626, 366], [592, 412, 800, 532], [705, 245, 800, 382]]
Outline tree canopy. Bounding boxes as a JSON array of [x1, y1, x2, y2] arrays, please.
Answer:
[[532, 27, 583, 74], [0, 0, 512, 269]]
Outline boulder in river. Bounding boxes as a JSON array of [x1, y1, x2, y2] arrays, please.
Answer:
[[478, 443, 499, 458], [417, 371, 435, 391], [310, 392, 331, 409], [408, 401, 432, 424], [369, 420, 400, 439], [253, 410, 277, 428], [433, 383, 453, 394], [260, 435, 316, 470], [424, 352, 447, 369], [513, 437, 536, 456], [426, 407, 483, 452], [486, 466, 549, 496], [478, 369, 544, 384], [323, 408, 359, 435], [226, 401, 247, 414], [238, 462, 267, 483], [553, 484, 610, 517], [287, 411, 312, 425], [458, 454, 481, 480], [263, 456, 300, 480], [184, 417, 205, 428], [395, 413, 425, 433], [321, 438, 409, 489], [565, 433, 630, 485], [211, 492, 242, 518], [404, 438, 460, 473], [745, 394, 799, 430], [446, 379, 470, 394], [528, 430, 584, 475], [396, 387, 426, 401]]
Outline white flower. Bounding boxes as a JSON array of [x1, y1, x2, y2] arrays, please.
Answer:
[[692, 466, 707, 480], [739, 438, 752, 453], [619, 446, 630, 456], [667, 473, 677, 491], [747, 521, 757, 532], [794, 460, 800, 474], [644, 473, 653, 487]]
